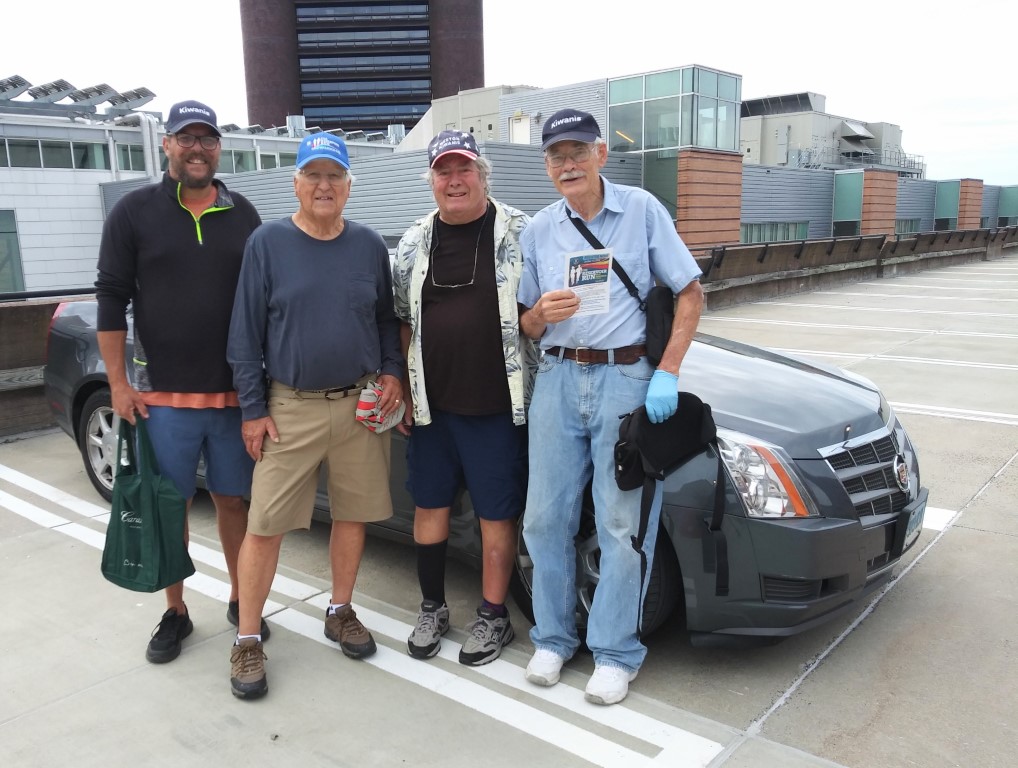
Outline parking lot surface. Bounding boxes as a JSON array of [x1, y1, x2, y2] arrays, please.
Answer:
[[2, 254, 1016, 767]]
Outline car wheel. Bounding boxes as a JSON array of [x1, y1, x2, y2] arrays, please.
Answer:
[[510, 501, 682, 640], [77, 389, 119, 502]]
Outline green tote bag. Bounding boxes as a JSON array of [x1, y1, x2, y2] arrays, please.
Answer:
[[101, 418, 195, 592]]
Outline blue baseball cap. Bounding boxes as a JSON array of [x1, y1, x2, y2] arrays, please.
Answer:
[[296, 133, 351, 170], [166, 100, 220, 136], [541, 108, 601, 150]]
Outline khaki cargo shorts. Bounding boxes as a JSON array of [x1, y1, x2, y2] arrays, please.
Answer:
[[247, 382, 394, 536]]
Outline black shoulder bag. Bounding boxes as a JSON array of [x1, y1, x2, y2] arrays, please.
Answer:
[[567, 212, 674, 366], [614, 393, 730, 621]]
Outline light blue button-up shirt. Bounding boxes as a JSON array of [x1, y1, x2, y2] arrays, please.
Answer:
[[518, 176, 702, 350]]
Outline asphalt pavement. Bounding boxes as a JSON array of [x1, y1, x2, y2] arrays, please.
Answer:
[[1, 253, 1016, 767]]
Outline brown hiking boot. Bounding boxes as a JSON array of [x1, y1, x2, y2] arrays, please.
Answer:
[[230, 638, 268, 699], [324, 605, 377, 659]]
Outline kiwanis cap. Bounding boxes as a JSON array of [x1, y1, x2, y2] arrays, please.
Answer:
[[428, 130, 480, 168], [165, 100, 221, 136], [541, 108, 601, 150], [296, 133, 351, 170]]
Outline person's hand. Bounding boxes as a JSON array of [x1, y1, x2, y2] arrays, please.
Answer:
[[645, 370, 679, 423], [534, 289, 581, 325], [395, 387, 414, 437], [375, 373, 403, 418], [242, 416, 278, 461], [109, 381, 148, 424]]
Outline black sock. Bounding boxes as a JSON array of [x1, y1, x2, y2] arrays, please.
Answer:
[[481, 599, 507, 618], [416, 540, 448, 605]]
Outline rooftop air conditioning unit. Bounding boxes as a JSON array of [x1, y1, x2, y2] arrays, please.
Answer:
[[285, 114, 307, 138]]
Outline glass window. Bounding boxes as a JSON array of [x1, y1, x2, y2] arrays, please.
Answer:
[[8, 139, 41, 168], [41, 140, 74, 168], [895, 218, 921, 235], [608, 76, 643, 105], [130, 145, 145, 171], [72, 142, 110, 170], [833, 220, 861, 237], [117, 144, 131, 170], [680, 95, 693, 146], [0, 140, 6, 167], [717, 101, 737, 151], [607, 102, 643, 151], [718, 74, 738, 101], [218, 152, 236, 174], [159, 147, 168, 172], [933, 217, 957, 231], [698, 68, 718, 97], [279, 152, 297, 167], [645, 97, 681, 150], [681, 68, 693, 94], [0, 209, 26, 293], [695, 96, 717, 149], [233, 150, 256, 173], [740, 221, 808, 244], [646, 70, 680, 99], [644, 150, 678, 219], [260, 154, 278, 170]]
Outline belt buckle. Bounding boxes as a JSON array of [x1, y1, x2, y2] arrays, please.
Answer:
[[574, 346, 592, 365], [324, 387, 347, 400]]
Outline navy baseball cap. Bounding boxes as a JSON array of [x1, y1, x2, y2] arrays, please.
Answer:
[[296, 133, 351, 170], [541, 108, 601, 150], [165, 100, 220, 136], [428, 130, 480, 167]]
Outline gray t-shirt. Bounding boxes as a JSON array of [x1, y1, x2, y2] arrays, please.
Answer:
[[228, 216, 403, 421]]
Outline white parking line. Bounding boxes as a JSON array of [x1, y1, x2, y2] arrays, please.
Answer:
[[767, 347, 1018, 371], [0, 466, 726, 768], [854, 282, 1018, 291], [755, 301, 1018, 319], [820, 291, 1018, 302], [700, 316, 1018, 339]]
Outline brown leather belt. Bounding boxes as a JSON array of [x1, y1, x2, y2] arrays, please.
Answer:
[[546, 344, 647, 365]]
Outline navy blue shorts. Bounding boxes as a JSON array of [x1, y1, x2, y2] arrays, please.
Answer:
[[406, 409, 527, 521], [143, 406, 253, 501]]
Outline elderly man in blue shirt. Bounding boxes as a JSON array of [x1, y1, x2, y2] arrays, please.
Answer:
[[517, 108, 704, 705]]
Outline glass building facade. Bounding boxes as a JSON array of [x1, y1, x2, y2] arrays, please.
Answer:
[[607, 66, 741, 216]]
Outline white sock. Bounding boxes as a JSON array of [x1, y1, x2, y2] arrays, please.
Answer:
[[236, 633, 261, 644], [327, 603, 348, 616]]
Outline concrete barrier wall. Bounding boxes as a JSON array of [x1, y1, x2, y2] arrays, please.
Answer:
[[2, 228, 1016, 436]]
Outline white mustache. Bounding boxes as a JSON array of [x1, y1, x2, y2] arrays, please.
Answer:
[[559, 170, 586, 181]]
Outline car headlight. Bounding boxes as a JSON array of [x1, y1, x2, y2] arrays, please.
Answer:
[[716, 429, 819, 518]]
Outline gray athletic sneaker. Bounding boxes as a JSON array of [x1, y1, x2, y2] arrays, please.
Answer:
[[458, 605, 514, 666], [407, 599, 450, 659]]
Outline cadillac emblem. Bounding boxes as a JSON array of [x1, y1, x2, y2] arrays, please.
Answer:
[[893, 455, 910, 493]]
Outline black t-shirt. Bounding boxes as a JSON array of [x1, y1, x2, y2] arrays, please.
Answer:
[[420, 202, 511, 415]]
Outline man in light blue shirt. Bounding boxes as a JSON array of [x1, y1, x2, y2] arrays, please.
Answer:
[[517, 108, 704, 705]]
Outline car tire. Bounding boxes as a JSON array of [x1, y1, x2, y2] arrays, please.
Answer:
[[510, 503, 682, 640], [77, 388, 119, 502]]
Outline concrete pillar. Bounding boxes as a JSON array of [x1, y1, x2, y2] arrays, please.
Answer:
[[676, 149, 742, 249], [239, 0, 301, 129], [861, 169, 898, 236]]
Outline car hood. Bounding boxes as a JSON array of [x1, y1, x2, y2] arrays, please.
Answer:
[[679, 334, 887, 458]]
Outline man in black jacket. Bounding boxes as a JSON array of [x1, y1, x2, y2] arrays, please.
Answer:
[[95, 99, 265, 665]]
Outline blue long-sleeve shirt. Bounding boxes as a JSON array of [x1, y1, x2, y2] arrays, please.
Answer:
[[227, 216, 403, 421]]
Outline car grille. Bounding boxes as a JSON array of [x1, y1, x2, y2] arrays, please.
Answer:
[[824, 431, 909, 518]]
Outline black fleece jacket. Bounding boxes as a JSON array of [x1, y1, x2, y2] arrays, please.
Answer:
[[95, 173, 262, 393]]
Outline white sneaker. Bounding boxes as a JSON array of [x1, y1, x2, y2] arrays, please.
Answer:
[[584, 665, 638, 705], [525, 648, 567, 686]]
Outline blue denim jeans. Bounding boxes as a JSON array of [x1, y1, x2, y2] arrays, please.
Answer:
[[522, 353, 662, 672]]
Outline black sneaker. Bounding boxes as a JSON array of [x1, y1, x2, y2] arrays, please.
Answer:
[[226, 600, 271, 641], [146, 607, 193, 664]]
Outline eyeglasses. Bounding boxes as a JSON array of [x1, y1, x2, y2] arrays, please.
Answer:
[[430, 205, 491, 289], [299, 170, 349, 185], [173, 133, 221, 150], [545, 145, 597, 167]]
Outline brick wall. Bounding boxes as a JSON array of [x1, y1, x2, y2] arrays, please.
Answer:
[[861, 169, 898, 236]]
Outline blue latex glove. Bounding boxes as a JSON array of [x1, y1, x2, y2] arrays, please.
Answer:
[[645, 370, 679, 423]]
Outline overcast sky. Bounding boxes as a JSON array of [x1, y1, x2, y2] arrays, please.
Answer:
[[4, 1, 1014, 184]]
